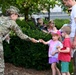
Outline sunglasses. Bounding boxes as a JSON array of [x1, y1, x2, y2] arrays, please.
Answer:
[[61, 31, 65, 33], [68, 9, 72, 12], [51, 23, 54, 24]]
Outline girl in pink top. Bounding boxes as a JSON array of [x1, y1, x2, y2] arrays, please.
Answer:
[[39, 32, 63, 75]]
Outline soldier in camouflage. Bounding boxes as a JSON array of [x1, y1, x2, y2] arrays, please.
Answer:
[[0, 6, 38, 75]]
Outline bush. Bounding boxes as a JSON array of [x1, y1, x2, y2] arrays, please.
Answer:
[[54, 19, 70, 29], [4, 19, 51, 70], [4, 19, 73, 72]]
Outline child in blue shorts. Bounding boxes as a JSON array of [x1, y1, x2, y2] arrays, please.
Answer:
[[58, 26, 71, 75]]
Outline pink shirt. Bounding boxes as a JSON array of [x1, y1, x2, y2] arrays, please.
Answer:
[[48, 40, 63, 58]]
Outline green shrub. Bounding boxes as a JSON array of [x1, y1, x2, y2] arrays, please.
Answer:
[[4, 19, 51, 70], [4, 19, 73, 72], [54, 19, 70, 29]]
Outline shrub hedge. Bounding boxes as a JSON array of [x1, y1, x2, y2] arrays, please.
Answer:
[[4, 19, 73, 72]]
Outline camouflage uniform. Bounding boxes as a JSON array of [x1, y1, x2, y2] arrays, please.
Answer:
[[0, 6, 32, 75]]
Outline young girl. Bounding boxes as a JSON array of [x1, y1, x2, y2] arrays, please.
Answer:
[[47, 20, 60, 34], [39, 32, 63, 75], [47, 20, 62, 42]]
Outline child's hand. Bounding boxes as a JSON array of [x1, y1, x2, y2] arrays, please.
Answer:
[[39, 39, 44, 43], [56, 46, 60, 49], [51, 52, 55, 56], [51, 50, 58, 56], [58, 48, 61, 52]]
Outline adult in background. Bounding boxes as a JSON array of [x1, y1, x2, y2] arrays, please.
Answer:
[[62, 0, 76, 75], [36, 18, 47, 33], [0, 6, 38, 75]]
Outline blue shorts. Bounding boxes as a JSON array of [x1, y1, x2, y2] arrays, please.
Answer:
[[61, 62, 69, 72]]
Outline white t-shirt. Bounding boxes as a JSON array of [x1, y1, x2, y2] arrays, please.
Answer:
[[70, 4, 76, 37]]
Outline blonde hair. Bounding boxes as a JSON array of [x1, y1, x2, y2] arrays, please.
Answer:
[[47, 20, 55, 28], [48, 20, 54, 24], [61, 25, 71, 35]]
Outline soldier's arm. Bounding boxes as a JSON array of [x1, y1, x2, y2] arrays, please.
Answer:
[[10, 20, 34, 41]]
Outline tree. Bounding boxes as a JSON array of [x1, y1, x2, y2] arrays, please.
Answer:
[[16, 0, 61, 20], [45, 0, 59, 20], [0, 0, 62, 20], [0, 0, 16, 13]]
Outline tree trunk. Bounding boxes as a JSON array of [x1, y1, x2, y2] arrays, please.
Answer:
[[48, 4, 50, 20], [48, 9, 50, 20], [24, 8, 29, 21]]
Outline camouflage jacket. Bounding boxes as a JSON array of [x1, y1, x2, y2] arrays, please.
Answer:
[[0, 16, 32, 41]]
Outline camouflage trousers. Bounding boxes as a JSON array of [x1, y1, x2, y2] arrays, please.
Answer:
[[0, 37, 5, 75], [73, 50, 76, 75]]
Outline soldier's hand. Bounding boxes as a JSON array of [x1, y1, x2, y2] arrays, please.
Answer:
[[31, 38, 39, 43]]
